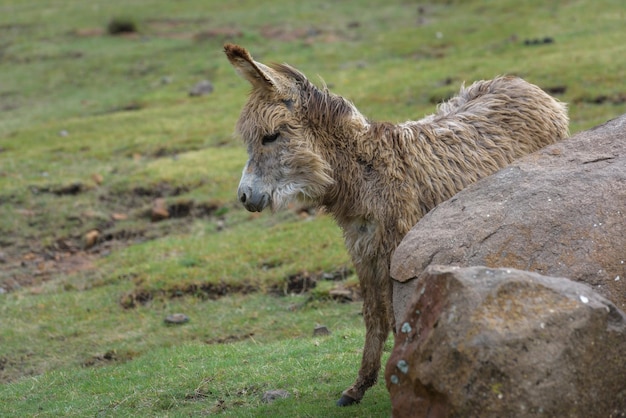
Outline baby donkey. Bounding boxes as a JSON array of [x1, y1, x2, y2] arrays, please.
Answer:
[[224, 44, 568, 406]]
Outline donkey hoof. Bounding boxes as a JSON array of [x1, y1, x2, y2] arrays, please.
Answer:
[[336, 394, 359, 406]]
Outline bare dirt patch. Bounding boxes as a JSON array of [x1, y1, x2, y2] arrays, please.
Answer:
[[259, 24, 351, 43], [73, 17, 241, 42], [0, 182, 225, 293], [83, 349, 139, 368], [574, 92, 626, 105], [120, 281, 258, 309], [544, 85, 567, 95], [1, 250, 97, 292], [270, 267, 354, 295], [118, 267, 355, 309], [74, 18, 347, 44], [29, 182, 85, 196], [205, 332, 255, 345], [193, 27, 243, 42]]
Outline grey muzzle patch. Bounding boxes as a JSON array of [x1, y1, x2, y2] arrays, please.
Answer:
[[238, 185, 270, 212], [237, 166, 271, 212]]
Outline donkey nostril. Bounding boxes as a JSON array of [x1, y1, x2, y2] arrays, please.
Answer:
[[240, 193, 247, 203]]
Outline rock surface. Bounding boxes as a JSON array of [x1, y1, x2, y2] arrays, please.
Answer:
[[391, 115, 626, 324], [385, 265, 626, 418]]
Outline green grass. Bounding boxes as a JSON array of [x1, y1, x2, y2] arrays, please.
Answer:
[[1, 0, 626, 416], [0, 328, 391, 417]]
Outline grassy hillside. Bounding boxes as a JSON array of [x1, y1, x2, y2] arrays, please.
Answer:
[[1, 0, 625, 416]]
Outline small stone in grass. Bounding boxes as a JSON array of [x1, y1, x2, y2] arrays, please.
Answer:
[[151, 198, 169, 222], [84, 229, 100, 249], [111, 212, 128, 221], [189, 80, 214, 97], [262, 389, 290, 403], [313, 325, 331, 336], [92, 173, 104, 185], [164, 313, 190, 325]]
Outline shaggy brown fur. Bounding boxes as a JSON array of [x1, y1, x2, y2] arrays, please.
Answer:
[[224, 43, 569, 406]]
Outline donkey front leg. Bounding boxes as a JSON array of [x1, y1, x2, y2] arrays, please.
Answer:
[[337, 257, 393, 406]]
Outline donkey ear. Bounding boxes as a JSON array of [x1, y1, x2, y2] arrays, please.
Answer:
[[224, 44, 281, 92]]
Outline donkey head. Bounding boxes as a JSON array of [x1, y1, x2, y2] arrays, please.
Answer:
[[224, 44, 336, 212]]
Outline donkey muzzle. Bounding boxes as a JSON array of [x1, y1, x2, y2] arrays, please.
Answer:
[[238, 161, 271, 212], [238, 184, 270, 212]]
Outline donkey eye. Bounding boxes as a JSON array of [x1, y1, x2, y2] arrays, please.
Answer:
[[262, 132, 279, 145]]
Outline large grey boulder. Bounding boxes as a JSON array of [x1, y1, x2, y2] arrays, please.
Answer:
[[385, 265, 626, 418], [392, 115, 626, 324]]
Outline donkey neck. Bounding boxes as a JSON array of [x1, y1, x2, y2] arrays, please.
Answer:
[[298, 82, 418, 221], [318, 117, 415, 223]]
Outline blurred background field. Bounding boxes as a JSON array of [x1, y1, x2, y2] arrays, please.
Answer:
[[0, 0, 624, 416]]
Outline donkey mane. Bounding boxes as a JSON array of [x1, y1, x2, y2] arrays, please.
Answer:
[[271, 63, 361, 133]]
